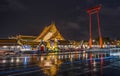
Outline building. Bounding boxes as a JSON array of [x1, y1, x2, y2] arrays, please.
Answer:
[[0, 39, 21, 52], [0, 22, 84, 52]]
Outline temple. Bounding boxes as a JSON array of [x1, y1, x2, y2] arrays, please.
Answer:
[[0, 22, 68, 51], [15, 22, 64, 50]]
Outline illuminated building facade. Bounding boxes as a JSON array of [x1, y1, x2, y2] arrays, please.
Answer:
[[0, 39, 21, 52], [8, 22, 65, 51]]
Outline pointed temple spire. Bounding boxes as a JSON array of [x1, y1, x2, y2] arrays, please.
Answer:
[[34, 22, 65, 42]]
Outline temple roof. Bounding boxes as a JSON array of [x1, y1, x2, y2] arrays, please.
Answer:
[[18, 40, 40, 45], [4, 22, 65, 46], [34, 22, 65, 42], [0, 39, 18, 46]]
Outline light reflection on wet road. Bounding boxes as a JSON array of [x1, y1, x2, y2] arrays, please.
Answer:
[[0, 51, 120, 76]]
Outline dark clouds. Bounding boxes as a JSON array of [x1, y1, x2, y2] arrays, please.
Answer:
[[0, 0, 120, 40], [0, 0, 26, 12]]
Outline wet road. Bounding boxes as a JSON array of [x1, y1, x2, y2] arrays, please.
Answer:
[[0, 51, 120, 76]]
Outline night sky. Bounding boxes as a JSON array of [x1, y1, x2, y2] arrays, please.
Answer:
[[0, 0, 120, 40]]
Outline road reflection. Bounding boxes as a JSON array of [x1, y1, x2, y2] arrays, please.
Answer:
[[37, 53, 62, 76], [35, 51, 113, 76], [0, 50, 120, 76]]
